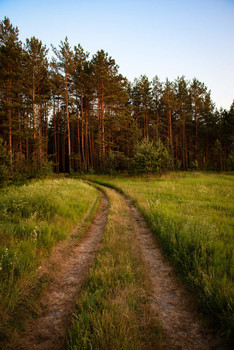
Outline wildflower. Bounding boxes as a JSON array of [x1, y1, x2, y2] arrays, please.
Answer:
[[32, 226, 39, 240]]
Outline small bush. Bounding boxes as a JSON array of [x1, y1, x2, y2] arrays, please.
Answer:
[[134, 138, 172, 177], [0, 138, 10, 186]]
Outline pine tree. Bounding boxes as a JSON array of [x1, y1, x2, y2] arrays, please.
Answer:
[[0, 137, 10, 185], [134, 138, 172, 179], [24, 36, 50, 169], [0, 17, 22, 174], [175, 76, 191, 170], [189, 78, 207, 164], [91, 50, 122, 167], [52, 37, 74, 173], [201, 91, 216, 169], [219, 101, 234, 170], [73, 44, 90, 171], [1, 17, 232, 176], [152, 76, 163, 143], [162, 78, 177, 167], [132, 75, 152, 140]]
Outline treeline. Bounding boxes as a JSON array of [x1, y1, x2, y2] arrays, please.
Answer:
[[0, 17, 233, 181]]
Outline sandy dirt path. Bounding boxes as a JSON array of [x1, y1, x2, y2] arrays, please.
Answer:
[[19, 192, 108, 350], [17, 184, 220, 350], [125, 196, 219, 350]]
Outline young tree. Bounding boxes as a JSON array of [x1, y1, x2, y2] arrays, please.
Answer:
[[134, 138, 171, 179], [107, 150, 129, 178], [0, 137, 10, 185]]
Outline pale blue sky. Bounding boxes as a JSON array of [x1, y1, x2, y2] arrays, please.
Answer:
[[0, 0, 234, 109]]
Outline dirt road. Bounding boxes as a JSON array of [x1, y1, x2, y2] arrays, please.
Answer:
[[126, 197, 218, 349], [19, 192, 108, 350], [18, 184, 219, 349]]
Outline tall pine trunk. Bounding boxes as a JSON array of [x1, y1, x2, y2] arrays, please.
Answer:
[[65, 73, 72, 173], [101, 85, 105, 159], [156, 109, 159, 142], [7, 72, 13, 174], [85, 109, 89, 170], [195, 103, 198, 161], [32, 67, 36, 141], [38, 103, 42, 168], [168, 108, 174, 169], [80, 91, 86, 170]]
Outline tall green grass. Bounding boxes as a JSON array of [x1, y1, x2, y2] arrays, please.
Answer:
[[84, 172, 234, 342], [0, 178, 98, 313]]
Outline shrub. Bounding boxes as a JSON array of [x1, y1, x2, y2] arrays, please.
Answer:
[[134, 138, 172, 178], [0, 138, 10, 186]]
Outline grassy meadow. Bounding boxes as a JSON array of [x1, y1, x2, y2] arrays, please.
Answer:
[[83, 172, 234, 340], [66, 186, 161, 350], [0, 178, 98, 316]]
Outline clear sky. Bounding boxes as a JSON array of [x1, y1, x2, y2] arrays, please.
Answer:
[[0, 0, 234, 110]]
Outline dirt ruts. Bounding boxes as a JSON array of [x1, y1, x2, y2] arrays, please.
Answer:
[[19, 192, 108, 350], [18, 185, 219, 350], [125, 197, 219, 350]]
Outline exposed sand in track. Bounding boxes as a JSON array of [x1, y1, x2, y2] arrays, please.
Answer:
[[19, 193, 108, 350], [125, 196, 219, 350]]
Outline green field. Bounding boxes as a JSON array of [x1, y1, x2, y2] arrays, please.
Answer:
[[84, 172, 234, 339], [0, 178, 98, 314], [0, 172, 233, 347]]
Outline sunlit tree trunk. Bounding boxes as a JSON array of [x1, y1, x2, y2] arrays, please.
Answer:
[[65, 73, 72, 172], [7, 71, 13, 174]]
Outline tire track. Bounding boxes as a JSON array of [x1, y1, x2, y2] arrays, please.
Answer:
[[19, 192, 108, 350], [125, 196, 219, 350]]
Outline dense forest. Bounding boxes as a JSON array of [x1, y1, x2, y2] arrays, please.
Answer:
[[0, 17, 233, 182]]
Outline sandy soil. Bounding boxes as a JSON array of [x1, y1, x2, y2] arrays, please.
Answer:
[[19, 193, 108, 350], [126, 197, 220, 350]]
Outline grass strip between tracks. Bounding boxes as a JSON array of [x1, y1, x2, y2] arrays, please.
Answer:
[[66, 185, 162, 350]]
